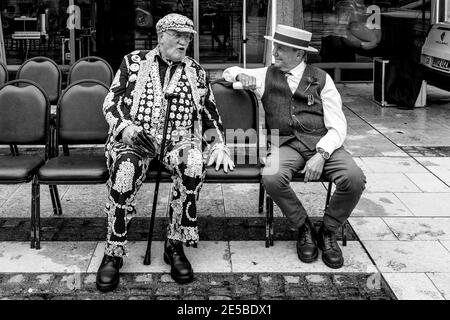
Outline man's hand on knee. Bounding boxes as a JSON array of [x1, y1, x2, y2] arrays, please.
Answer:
[[122, 125, 141, 146], [301, 153, 325, 182]]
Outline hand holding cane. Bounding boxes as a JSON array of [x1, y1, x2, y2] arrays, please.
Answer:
[[143, 92, 178, 265]]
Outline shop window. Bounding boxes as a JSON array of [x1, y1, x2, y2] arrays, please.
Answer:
[[304, 0, 431, 73]]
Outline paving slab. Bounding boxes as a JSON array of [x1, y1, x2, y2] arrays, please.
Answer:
[[0, 185, 20, 202], [271, 192, 328, 218], [0, 242, 96, 273], [87, 241, 231, 273], [229, 241, 377, 273], [440, 241, 450, 252], [342, 90, 450, 147], [348, 217, 397, 240], [362, 240, 450, 273], [63, 185, 109, 200], [364, 173, 421, 193], [0, 185, 70, 218], [414, 157, 450, 185], [394, 193, 450, 216], [291, 181, 327, 194], [223, 184, 261, 217], [382, 273, 444, 300], [404, 173, 450, 192], [359, 157, 427, 173], [352, 193, 413, 217], [353, 157, 374, 174], [427, 273, 450, 300], [56, 198, 105, 218], [383, 217, 450, 240]]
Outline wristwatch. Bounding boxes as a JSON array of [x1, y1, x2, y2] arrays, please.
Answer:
[[316, 147, 330, 160]]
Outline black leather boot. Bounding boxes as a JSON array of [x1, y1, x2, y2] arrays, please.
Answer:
[[164, 239, 194, 284], [96, 254, 123, 292], [296, 218, 318, 263], [317, 224, 344, 269]]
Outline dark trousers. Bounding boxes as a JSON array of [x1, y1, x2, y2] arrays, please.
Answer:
[[261, 139, 366, 231]]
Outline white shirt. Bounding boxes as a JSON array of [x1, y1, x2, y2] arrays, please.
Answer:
[[222, 62, 347, 155]]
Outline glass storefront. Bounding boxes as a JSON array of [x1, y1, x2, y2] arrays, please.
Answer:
[[1, 0, 440, 82], [0, 0, 268, 70], [303, 0, 431, 64]]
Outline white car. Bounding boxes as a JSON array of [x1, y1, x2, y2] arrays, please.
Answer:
[[421, 23, 450, 90]]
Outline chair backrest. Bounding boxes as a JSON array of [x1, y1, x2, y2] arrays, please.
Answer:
[[16, 57, 61, 105], [0, 62, 8, 85], [211, 81, 260, 160], [0, 80, 50, 152], [68, 56, 114, 86], [56, 80, 109, 147]]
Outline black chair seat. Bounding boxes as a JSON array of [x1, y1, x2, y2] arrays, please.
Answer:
[[0, 156, 45, 183], [205, 165, 261, 182], [145, 162, 261, 183], [291, 172, 330, 182], [38, 155, 108, 184]]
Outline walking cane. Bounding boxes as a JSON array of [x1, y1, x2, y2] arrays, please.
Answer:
[[143, 92, 178, 265]]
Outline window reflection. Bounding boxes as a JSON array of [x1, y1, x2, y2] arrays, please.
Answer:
[[0, 0, 268, 66], [304, 0, 431, 66]]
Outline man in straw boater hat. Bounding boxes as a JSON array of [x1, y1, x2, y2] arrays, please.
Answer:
[[223, 25, 366, 269], [98, 13, 234, 292]]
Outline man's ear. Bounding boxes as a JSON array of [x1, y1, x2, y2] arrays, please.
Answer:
[[157, 32, 163, 43], [296, 50, 306, 62]]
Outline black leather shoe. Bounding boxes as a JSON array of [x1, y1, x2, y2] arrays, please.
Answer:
[[164, 239, 194, 284], [317, 224, 344, 269], [96, 254, 123, 292], [296, 218, 318, 263]]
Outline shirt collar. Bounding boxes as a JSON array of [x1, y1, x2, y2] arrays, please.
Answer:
[[287, 61, 306, 78], [154, 45, 186, 67]]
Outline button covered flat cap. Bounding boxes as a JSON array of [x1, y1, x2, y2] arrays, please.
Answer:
[[156, 13, 197, 34]]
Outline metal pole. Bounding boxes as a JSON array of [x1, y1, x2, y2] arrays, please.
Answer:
[[243, 0, 247, 68], [193, 0, 199, 62], [271, 0, 276, 64], [69, 0, 76, 64], [0, 15, 6, 64]]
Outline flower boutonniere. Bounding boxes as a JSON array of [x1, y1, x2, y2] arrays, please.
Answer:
[[304, 76, 319, 106], [304, 76, 319, 92]]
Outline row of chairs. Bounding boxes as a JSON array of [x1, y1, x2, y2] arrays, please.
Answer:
[[0, 57, 114, 217], [0, 79, 345, 254], [0, 56, 113, 101]]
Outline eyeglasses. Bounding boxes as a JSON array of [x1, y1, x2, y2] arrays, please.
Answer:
[[165, 31, 194, 42]]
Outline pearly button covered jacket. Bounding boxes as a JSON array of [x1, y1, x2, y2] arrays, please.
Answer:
[[102, 47, 226, 169]]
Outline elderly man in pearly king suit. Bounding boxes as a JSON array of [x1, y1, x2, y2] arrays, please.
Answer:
[[97, 13, 234, 292], [223, 25, 366, 269]]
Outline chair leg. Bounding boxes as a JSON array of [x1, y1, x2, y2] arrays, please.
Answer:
[[53, 186, 63, 215], [10, 145, 17, 156], [63, 144, 70, 156], [342, 221, 348, 246], [265, 194, 270, 248], [35, 180, 41, 250], [258, 183, 264, 214], [30, 180, 36, 249], [265, 194, 274, 247], [49, 185, 58, 215], [269, 197, 274, 246], [325, 181, 332, 210]]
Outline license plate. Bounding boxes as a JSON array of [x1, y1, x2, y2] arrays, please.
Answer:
[[432, 57, 450, 71]]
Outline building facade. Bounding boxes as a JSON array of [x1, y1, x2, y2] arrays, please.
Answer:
[[0, 1, 443, 81]]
